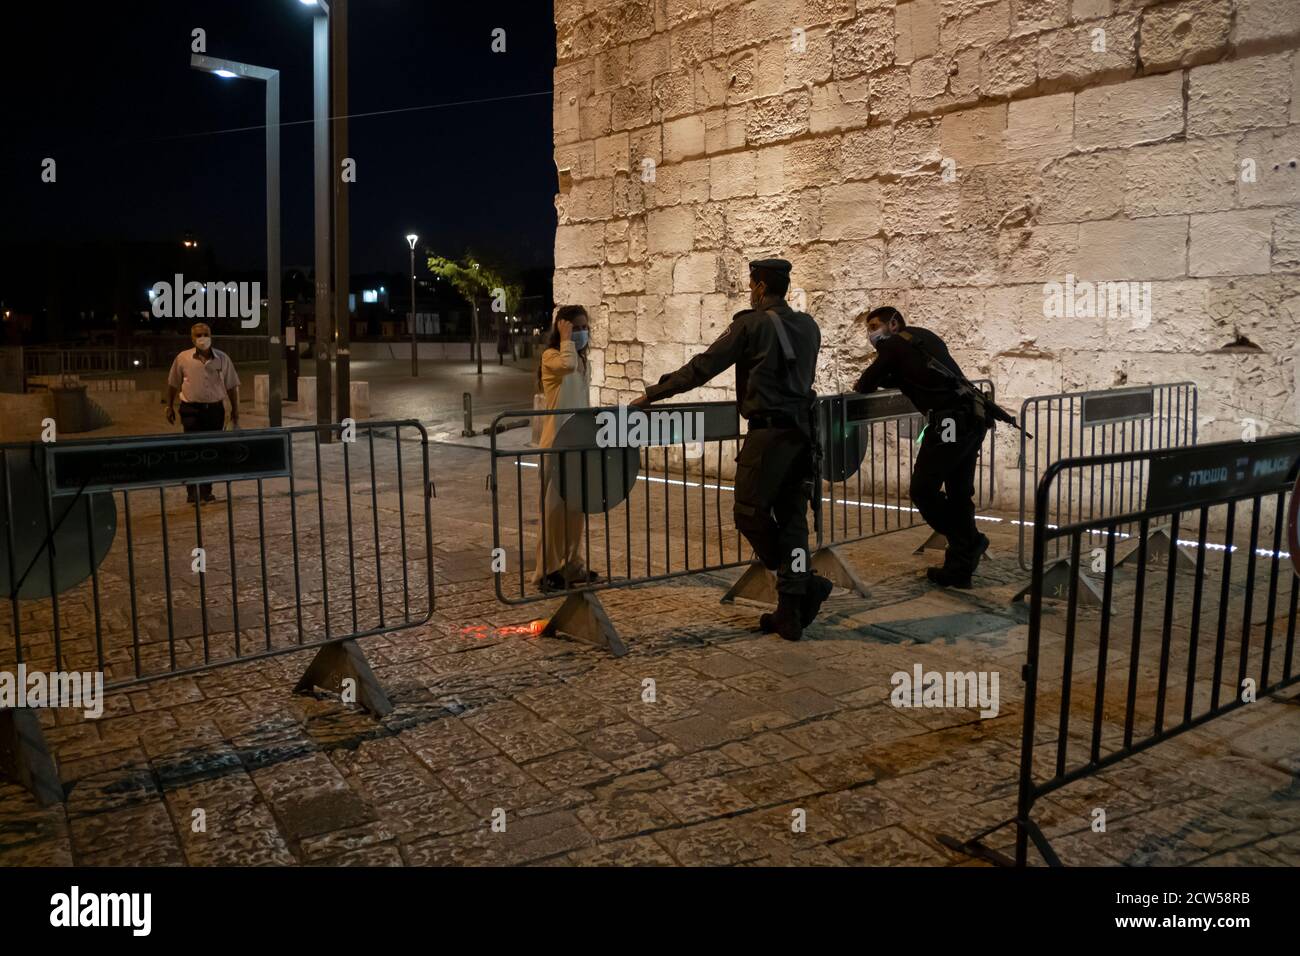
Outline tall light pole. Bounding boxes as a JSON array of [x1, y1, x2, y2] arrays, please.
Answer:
[[299, 0, 333, 435], [332, 0, 351, 424], [189, 54, 282, 427], [406, 234, 418, 377]]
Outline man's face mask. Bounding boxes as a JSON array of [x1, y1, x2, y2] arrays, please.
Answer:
[[868, 327, 888, 349], [571, 329, 589, 350], [195, 335, 212, 351]]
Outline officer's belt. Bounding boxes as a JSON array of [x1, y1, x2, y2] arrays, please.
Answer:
[[748, 412, 801, 430]]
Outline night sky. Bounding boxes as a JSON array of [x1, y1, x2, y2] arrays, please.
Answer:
[[0, 0, 557, 281]]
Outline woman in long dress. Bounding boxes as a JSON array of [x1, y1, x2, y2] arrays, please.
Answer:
[[533, 305, 599, 591]]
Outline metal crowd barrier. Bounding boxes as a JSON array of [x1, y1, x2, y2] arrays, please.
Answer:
[[489, 387, 997, 654], [23, 347, 150, 380], [489, 401, 749, 655], [0, 420, 435, 804], [810, 380, 997, 588], [1016, 382, 1198, 575], [943, 432, 1300, 866]]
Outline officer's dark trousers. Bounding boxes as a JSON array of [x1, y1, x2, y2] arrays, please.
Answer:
[[733, 427, 811, 596], [179, 400, 225, 500], [910, 408, 987, 571]]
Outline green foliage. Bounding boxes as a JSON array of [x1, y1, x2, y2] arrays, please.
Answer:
[[425, 252, 523, 317]]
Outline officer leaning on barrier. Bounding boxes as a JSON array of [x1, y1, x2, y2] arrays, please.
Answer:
[[853, 305, 1015, 588], [630, 258, 832, 642]]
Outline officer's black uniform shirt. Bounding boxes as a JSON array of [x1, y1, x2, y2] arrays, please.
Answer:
[[853, 326, 967, 414], [645, 300, 819, 425]]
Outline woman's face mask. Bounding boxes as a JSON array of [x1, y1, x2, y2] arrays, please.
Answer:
[[195, 336, 212, 351], [571, 329, 589, 350]]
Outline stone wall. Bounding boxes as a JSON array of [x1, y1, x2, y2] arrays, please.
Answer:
[[553, 0, 1300, 501]]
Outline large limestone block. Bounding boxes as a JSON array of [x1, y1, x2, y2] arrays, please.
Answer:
[[1076, 217, 1187, 280], [747, 90, 813, 144], [673, 253, 724, 293], [1005, 92, 1074, 160], [831, 10, 895, 79], [1073, 71, 1183, 150], [882, 174, 960, 235], [1234, 0, 1300, 46], [1190, 210, 1276, 278], [896, 0, 941, 65], [1236, 125, 1300, 209], [820, 181, 884, 240], [941, 103, 1008, 167], [646, 206, 696, 255], [1123, 138, 1237, 218], [1138, 0, 1230, 71], [555, 223, 606, 268], [1039, 152, 1126, 223], [1189, 54, 1293, 137], [1036, 15, 1138, 88]]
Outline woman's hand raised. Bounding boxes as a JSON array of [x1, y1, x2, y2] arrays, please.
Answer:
[[557, 318, 573, 341]]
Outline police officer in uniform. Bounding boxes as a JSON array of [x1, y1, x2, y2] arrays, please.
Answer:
[[630, 259, 833, 641], [854, 306, 990, 588]]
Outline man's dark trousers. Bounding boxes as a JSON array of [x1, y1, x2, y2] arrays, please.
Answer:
[[179, 400, 225, 500], [733, 426, 812, 596], [910, 406, 987, 572]]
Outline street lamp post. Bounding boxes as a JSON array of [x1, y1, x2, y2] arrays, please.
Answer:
[[190, 54, 282, 427], [300, 0, 333, 435], [406, 234, 418, 377]]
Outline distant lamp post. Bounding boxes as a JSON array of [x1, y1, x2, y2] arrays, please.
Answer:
[[406, 233, 419, 377], [190, 53, 283, 427]]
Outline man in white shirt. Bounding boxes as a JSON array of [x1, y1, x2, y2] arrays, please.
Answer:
[[165, 322, 241, 504]]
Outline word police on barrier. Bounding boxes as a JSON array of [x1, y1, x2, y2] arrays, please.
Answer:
[[46, 433, 291, 495], [1146, 437, 1300, 513]]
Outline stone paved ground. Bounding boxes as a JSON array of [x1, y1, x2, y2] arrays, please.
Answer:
[[2, 372, 1298, 867]]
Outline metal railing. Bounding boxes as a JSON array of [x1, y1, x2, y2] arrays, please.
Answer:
[[944, 432, 1300, 866], [0, 420, 434, 691], [23, 348, 150, 381], [818, 380, 997, 550], [490, 401, 749, 608], [1017, 383, 1198, 570], [489, 388, 999, 653]]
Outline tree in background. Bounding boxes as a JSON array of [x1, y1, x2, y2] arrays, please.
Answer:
[[425, 252, 522, 375]]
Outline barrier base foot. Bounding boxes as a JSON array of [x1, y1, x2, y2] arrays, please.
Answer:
[[0, 708, 63, 807], [1116, 525, 1197, 573], [295, 639, 394, 716], [937, 816, 1060, 867], [811, 546, 870, 599], [720, 561, 777, 607], [543, 591, 626, 657], [1012, 558, 1109, 611], [913, 530, 948, 555]]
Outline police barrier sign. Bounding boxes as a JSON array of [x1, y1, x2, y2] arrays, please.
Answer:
[[1145, 433, 1300, 514], [46, 432, 291, 495]]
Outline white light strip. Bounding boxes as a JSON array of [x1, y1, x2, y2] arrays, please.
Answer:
[[510, 461, 1292, 560]]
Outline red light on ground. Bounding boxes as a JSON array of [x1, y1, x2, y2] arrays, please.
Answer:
[[458, 620, 546, 639]]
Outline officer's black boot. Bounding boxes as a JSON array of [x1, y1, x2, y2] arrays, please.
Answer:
[[762, 592, 803, 641], [926, 534, 987, 589], [759, 573, 832, 630]]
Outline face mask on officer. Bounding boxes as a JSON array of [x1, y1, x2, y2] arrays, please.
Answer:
[[868, 327, 890, 349], [571, 329, 589, 350]]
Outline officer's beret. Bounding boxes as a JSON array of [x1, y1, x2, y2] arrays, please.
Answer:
[[748, 257, 792, 274]]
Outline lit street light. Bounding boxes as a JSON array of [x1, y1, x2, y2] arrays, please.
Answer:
[[190, 53, 283, 427], [406, 234, 418, 377]]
